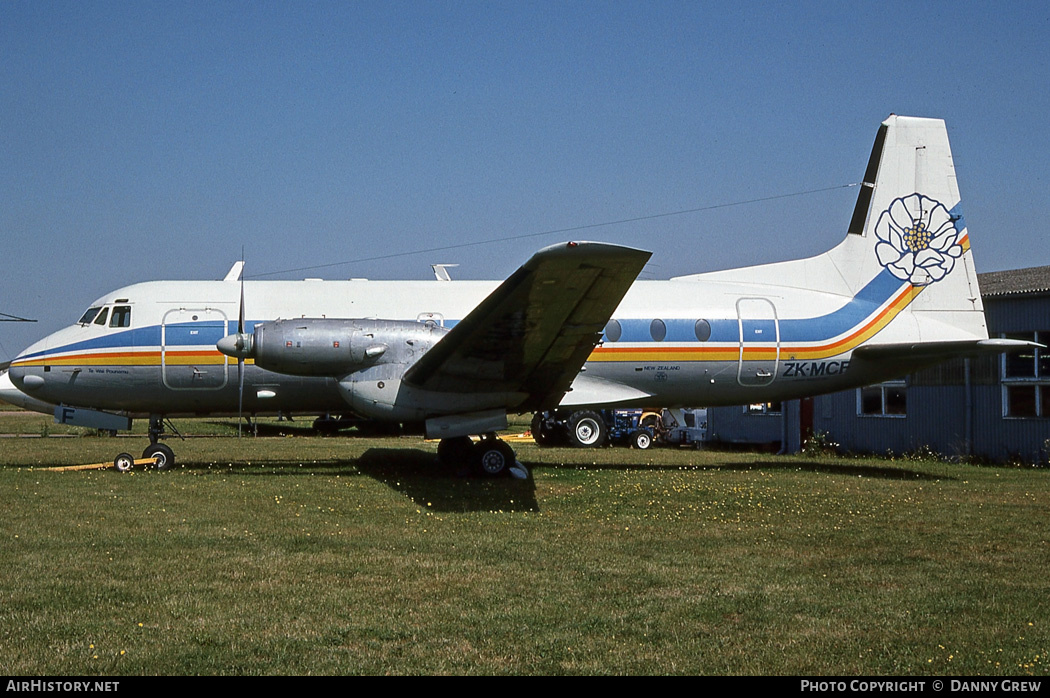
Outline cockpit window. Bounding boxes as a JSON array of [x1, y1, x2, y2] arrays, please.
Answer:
[[78, 307, 102, 325], [93, 308, 110, 326], [109, 306, 131, 328]]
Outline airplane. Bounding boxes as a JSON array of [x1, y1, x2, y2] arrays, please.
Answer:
[[4, 115, 1034, 476]]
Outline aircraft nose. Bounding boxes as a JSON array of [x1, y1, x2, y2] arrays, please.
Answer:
[[0, 368, 54, 414], [7, 357, 45, 392], [6, 337, 52, 395]]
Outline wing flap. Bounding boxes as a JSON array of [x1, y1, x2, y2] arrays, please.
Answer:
[[560, 373, 654, 407], [403, 241, 651, 412]]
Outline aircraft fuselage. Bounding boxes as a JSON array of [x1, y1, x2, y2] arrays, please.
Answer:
[[7, 264, 973, 420]]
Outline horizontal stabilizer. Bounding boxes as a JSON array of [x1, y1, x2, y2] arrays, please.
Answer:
[[853, 338, 1042, 363]]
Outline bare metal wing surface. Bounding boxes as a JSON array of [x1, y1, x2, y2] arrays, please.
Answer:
[[403, 241, 652, 413]]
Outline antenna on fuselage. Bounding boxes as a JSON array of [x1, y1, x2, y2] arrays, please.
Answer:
[[431, 264, 458, 281], [224, 261, 245, 282]]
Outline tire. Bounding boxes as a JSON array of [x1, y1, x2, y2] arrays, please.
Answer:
[[437, 436, 475, 467], [531, 413, 556, 447], [630, 430, 653, 450], [114, 453, 135, 472], [474, 438, 515, 476], [568, 411, 607, 448], [312, 416, 341, 434], [143, 443, 176, 471]]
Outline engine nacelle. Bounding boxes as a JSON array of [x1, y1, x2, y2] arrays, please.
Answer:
[[247, 318, 447, 377]]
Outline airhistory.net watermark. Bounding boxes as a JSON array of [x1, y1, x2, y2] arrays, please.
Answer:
[[6, 681, 119, 692]]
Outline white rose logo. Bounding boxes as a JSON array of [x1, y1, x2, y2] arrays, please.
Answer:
[[874, 194, 963, 285]]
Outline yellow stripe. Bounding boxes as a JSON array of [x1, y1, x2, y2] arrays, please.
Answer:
[[589, 277, 926, 363], [15, 351, 254, 368]]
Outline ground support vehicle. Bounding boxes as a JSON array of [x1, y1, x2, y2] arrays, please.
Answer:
[[531, 408, 659, 449]]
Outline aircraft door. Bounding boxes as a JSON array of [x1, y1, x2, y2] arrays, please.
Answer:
[[736, 297, 780, 387], [162, 308, 230, 390]]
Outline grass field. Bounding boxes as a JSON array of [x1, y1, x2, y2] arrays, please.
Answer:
[[0, 421, 1047, 675]]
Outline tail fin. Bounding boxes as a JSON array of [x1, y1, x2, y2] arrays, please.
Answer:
[[838, 116, 1038, 362], [829, 114, 987, 341], [675, 115, 991, 347]]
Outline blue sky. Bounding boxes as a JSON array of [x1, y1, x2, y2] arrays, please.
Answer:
[[2, 1, 1049, 360]]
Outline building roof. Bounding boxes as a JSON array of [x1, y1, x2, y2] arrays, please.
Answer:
[[978, 265, 1050, 297]]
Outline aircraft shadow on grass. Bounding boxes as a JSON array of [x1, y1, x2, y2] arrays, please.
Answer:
[[194, 447, 540, 513], [184, 441, 949, 489], [534, 455, 954, 482], [354, 448, 540, 513]]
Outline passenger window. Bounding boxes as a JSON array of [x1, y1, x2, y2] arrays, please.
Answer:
[[78, 307, 101, 325], [694, 319, 711, 342], [94, 308, 110, 326], [110, 306, 132, 328]]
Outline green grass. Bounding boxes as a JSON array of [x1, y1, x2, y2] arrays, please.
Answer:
[[0, 429, 1047, 675]]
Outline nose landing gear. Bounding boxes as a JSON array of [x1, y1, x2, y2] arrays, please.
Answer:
[[112, 415, 179, 472]]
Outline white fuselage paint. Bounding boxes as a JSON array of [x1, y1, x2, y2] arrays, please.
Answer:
[[4, 116, 994, 423]]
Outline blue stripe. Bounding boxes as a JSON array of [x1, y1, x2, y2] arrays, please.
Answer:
[[611, 269, 905, 344], [779, 269, 902, 342], [24, 257, 924, 361], [14, 321, 262, 361]]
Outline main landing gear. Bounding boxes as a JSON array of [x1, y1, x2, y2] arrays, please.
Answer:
[[437, 434, 529, 479]]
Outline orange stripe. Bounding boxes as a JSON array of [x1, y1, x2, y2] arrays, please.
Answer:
[[589, 279, 925, 363], [13, 350, 247, 367]]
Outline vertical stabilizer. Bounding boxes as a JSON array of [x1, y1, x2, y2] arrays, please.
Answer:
[[832, 116, 985, 333]]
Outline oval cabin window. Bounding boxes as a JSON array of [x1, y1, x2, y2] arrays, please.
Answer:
[[694, 319, 711, 342]]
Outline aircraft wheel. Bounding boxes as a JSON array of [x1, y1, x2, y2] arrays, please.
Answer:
[[437, 436, 475, 467], [143, 443, 176, 471], [568, 411, 607, 448], [531, 413, 557, 447], [312, 416, 341, 434], [114, 452, 135, 472], [630, 429, 653, 450], [475, 438, 514, 477]]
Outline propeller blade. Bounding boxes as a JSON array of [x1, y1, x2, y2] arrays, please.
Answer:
[[237, 257, 245, 438], [238, 266, 245, 335], [237, 357, 244, 439]]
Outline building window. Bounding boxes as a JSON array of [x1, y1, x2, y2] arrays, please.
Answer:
[[1002, 331, 1050, 418], [858, 382, 907, 417], [746, 401, 782, 415]]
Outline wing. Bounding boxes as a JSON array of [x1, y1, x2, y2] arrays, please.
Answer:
[[403, 241, 651, 412]]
